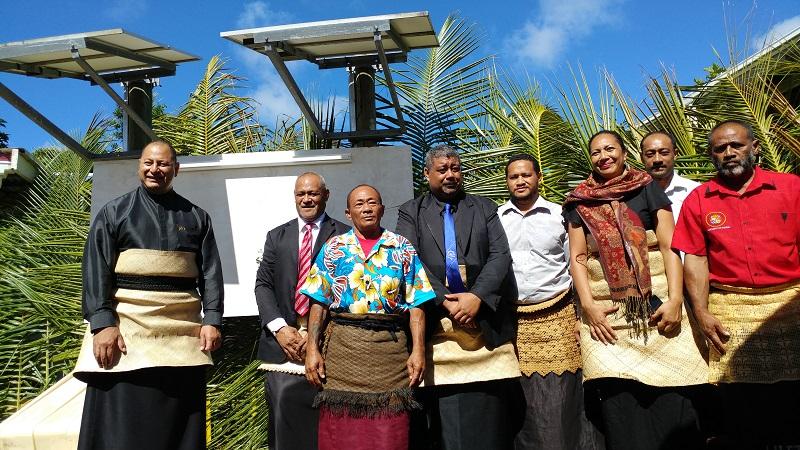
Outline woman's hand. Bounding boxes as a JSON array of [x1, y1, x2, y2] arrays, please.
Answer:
[[583, 301, 619, 344], [650, 300, 682, 334]]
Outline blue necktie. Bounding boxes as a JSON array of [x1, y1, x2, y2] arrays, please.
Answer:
[[443, 203, 465, 293]]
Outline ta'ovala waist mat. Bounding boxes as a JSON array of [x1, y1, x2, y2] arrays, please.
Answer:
[[579, 230, 708, 387], [424, 313, 521, 386], [708, 281, 800, 384], [516, 289, 582, 377], [315, 312, 419, 417], [74, 249, 212, 380]]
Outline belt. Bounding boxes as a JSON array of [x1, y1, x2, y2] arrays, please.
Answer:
[[331, 313, 406, 342], [115, 274, 197, 291]]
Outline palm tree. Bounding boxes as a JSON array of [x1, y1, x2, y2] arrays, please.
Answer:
[[388, 13, 493, 193], [155, 55, 266, 155], [0, 116, 108, 418]]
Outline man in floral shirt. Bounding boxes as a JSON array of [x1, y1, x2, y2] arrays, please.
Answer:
[[302, 184, 435, 450]]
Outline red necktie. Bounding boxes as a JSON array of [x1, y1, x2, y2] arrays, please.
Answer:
[[294, 223, 314, 316]]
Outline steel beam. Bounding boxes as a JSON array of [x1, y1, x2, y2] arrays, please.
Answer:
[[263, 43, 325, 138], [373, 30, 406, 130], [84, 38, 176, 71], [71, 48, 158, 142], [0, 81, 93, 158]]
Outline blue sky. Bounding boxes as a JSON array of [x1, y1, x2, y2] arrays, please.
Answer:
[[1, 0, 798, 150]]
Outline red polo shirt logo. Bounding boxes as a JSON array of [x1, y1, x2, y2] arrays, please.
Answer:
[[705, 212, 727, 228]]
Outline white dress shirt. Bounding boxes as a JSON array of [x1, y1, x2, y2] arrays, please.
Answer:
[[499, 197, 572, 303], [663, 173, 700, 223], [266, 213, 327, 333]]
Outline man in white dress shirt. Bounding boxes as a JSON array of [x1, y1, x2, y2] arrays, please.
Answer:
[[640, 131, 700, 221], [499, 154, 599, 449]]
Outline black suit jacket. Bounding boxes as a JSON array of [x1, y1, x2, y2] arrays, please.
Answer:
[[396, 192, 517, 349], [254, 214, 350, 363]]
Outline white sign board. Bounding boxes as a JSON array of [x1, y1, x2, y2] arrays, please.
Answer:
[[91, 147, 414, 317]]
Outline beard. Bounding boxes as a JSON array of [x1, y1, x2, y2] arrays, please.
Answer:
[[714, 151, 757, 177]]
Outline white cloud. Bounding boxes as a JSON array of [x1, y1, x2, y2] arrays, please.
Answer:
[[104, 0, 148, 21], [504, 0, 625, 67], [237, 1, 292, 29], [234, 2, 299, 124], [751, 15, 800, 51]]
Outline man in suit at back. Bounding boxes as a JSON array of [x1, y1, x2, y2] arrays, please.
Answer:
[[396, 145, 521, 450], [254, 172, 350, 450]]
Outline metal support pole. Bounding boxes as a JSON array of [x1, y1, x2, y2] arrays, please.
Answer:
[[374, 30, 406, 131], [70, 48, 158, 143], [263, 43, 326, 138], [350, 65, 376, 147], [123, 80, 154, 153], [0, 80, 93, 158]]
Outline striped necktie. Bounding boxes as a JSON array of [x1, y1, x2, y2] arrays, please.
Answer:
[[294, 223, 314, 316]]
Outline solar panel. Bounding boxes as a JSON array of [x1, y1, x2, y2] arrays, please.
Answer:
[[0, 29, 198, 81], [221, 11, 437, 67]]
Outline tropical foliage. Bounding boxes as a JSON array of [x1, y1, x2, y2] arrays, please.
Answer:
[[1, 12, 799, 450], [0, 117, 8, 147]]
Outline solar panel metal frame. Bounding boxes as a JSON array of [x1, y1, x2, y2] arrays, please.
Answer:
[[220, 11, 437, 68], [0, 29, 198, 82], [0, 29, 199, 160], [220, 11, 439, 142]]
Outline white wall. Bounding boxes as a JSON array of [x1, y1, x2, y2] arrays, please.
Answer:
[[91, 146, 413, 316]]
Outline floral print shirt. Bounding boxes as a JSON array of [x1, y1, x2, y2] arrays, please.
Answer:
[[300, 229, 435, 313]]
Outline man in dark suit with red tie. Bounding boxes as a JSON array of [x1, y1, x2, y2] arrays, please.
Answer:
[[254, 172, 349, 450]]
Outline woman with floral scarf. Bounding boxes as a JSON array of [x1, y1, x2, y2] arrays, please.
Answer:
[[563, 130, 708, 450]]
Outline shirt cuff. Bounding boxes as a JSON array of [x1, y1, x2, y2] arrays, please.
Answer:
[[202, 311, 223, 327], [89, 310, 117, 333], [267, 318, 288, 334]]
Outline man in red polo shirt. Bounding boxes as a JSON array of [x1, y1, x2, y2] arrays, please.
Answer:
[[672, 119, 800, 448]]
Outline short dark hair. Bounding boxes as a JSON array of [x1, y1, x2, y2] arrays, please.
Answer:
[[505, 154, 541, 176], [707, 120, 755, 150], [143, 140, 178, 162], [424, 145, 460, 169], [588, 130, 627, 154], [640, 130, 677, 151], [346, 184, 382, 208]]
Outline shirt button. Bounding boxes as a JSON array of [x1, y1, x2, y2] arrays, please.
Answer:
[[746, 246, 752, 250]]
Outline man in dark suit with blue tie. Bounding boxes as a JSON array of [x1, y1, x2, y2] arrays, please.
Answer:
[[254, 172, 349, 450], [397, 146, 521, 450]]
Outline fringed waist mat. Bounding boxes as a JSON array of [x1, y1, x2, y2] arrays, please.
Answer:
[[579, 230, 709, 387], [708, 281, 800, 384], [315, 312, 419, 417], [74, 249, 211, 379], [516, 289, 582, 377]]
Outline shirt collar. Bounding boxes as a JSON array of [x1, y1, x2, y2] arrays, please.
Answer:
[[706, 166, 774, 196], [298, 212, 326, 231], [664, 172, 699, 194], [342, 228, 399, 258], [499, 196, 552, 216]]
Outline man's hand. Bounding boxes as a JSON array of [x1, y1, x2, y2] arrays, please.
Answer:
[[695, 308, 730, 355], [305, 349, 326, 388], [93, 326, 126, 369], [275, 326, 305, 362], [200, 325, 222, 352], [407, 349, 425, 387], [583, 302, 619, 345], [650, 300, 682, 334], [445, 292, 481, 326]]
